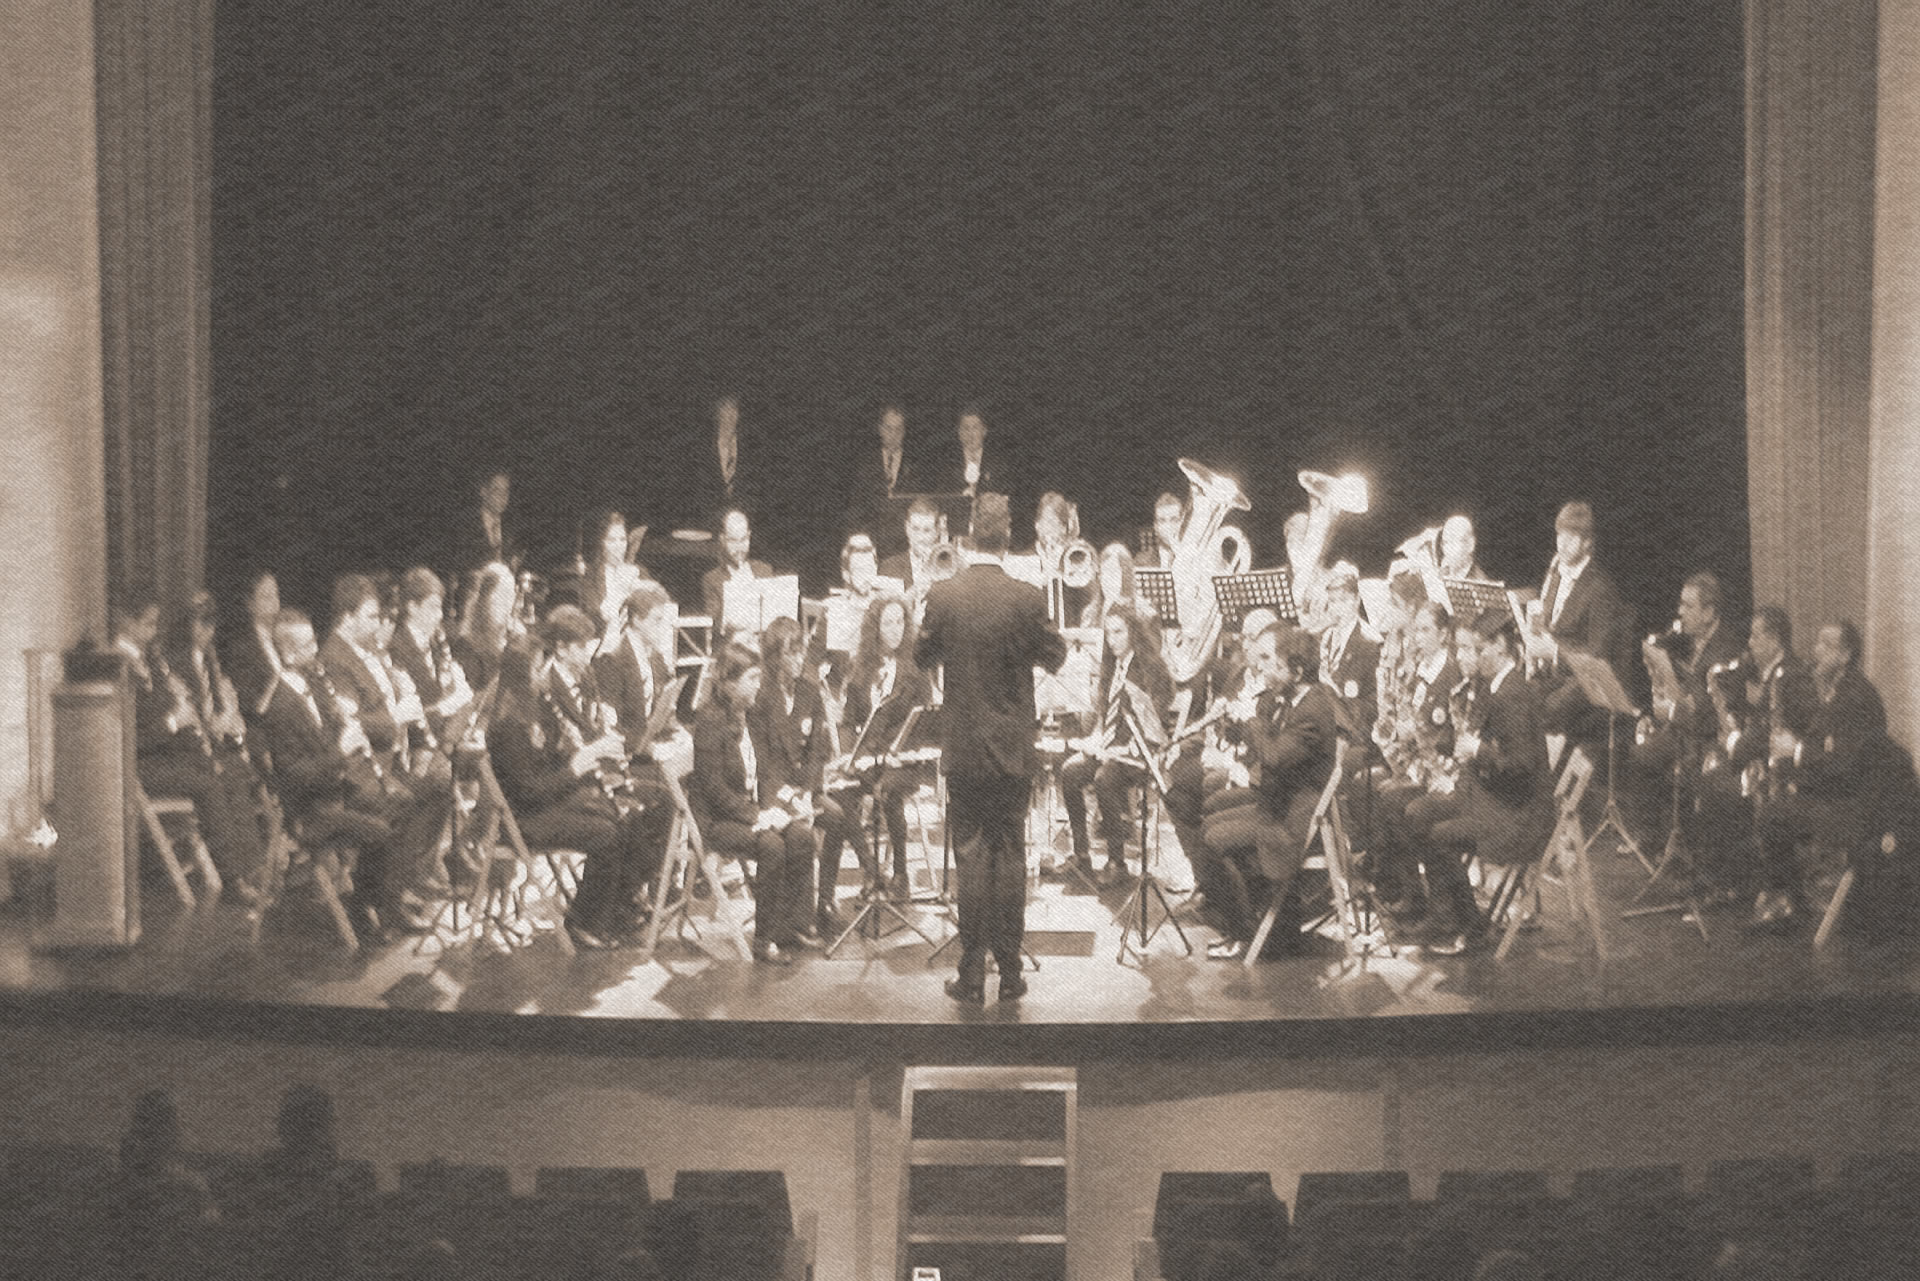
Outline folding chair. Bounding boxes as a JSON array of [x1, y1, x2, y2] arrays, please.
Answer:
[[639, 755, 753, 962], [253, 771, 360, 951], [1495, 747, 1604, 961], [1247, 739, 1350, 966], [438, 748, 576, 955], [134, 780, 223, 908]]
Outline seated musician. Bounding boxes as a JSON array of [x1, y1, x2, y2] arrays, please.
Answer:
[[1400, 611, 1555, 953], [490, 606, 665, 950], [388, 568, 477, 745], [879, 496, 944, 596], [1061, 606, 1173, 887], [449, 561, 523, 692], [700, 508, 775, 641], [257, 609, 426, 936], [755, 617, 874, 937], [1198, 624, 1339, 960], [839, 594, 932, 899], [576, 509, 652, 644], [587, 582, 683, 900], [167, 590, 256, 783], [114, 594, 266, 901], [1090, 543, 1139, 626], [1318, 563, 1382, 740], [317, 574, 454, 903], [1366, 600, 1463, 917], [839, 533, 882, 603], [690, 643, 818, 965], [1722, 608, 1819, 931], [1437, 514, 1489, 582], [226, 570, 285, 723]]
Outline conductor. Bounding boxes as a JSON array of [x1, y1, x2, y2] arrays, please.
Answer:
[[916, 492, 1068, 1004]]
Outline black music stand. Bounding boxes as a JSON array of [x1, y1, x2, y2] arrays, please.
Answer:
[[827, 701, 943, 956], [1135, 567, 1180, 629], [1214, 569, 1298, 631], [1115, 683, 1192, 961], [1442, 578, 1509, 624], [1620, 727, 1712, 941], [1566, 650, 1650, 873]]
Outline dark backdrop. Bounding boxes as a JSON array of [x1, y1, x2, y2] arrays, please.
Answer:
[[209, 1, 1747, 633]]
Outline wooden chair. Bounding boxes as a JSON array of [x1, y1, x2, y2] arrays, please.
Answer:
[[434, 748, 576, 956], [133, 780, 223, 909], [1246, 738, 1351, 966], [640, 753, 753, 962], [254, 778, 360, 952], [1494, 747, 1604, 961]]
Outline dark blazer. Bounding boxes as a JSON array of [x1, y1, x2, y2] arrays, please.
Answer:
[[1674, 618, 1746, 743], [1541, 559, 1636, 687], [592, 636, 677, 757], [940, 448, 997, 498], [753, 677, 834, 796], [447, 506, 516, 579], [225, 622, 282, 722], [1320, 620, 1383, 742], [878, 551, 923, 594], [257, 674, 368, 820], [317, 633, 402, 758], [849, 447, 919, 552], [1245, 681, 1340, 874], [842, 657, 930, 755], [700, 560, 776, 631], [1730, 653, 1818, 772], [1083, 644, 1174, 746], [1450, 668, 1556, 866], [488, 696, 596, 817], [915, 561, 1067, 779], [1797, 667, 1888, 799], [389, 624, 461, 734], [690, 702, 762, 829], [122, 646, 188, 758]]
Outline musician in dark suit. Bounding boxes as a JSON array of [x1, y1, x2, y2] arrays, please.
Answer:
[[1727, 605, 1820, 929], [1525, 500, 1637, 736], [1437, 514, 1490, 583], [699, 508, 775, 639], [492, 607, 665, 949], [114, 595, 266, 899], [841, 595, 931, 897], [944, 406, 997, 500], [690, 643, 818, 964], [1198, 625, 1340, 960], [879, 496, 945, 596], [849, 405, 917, 556], [1318, 564, 1383, 742], [447, 468, 517, 582], [225, 570, 286, 723], [166, 591, 255, 782], [1059, 607, 1172, 887], [388, 568, 477, 745], [1404, 611, 1556, 952], [916, 493, 1068, 1002], [256, 610, 423, 935]]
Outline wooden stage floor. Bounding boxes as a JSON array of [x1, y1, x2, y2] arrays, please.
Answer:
[[3, 814, 1917, 1063]]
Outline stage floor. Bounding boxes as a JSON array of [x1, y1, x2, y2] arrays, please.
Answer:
[[3, 818, 1918, 1062]]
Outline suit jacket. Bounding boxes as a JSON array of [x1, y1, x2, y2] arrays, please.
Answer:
[[592, 635, 677, 757], [447, 506, 516, 579], [1246, 681, 1340, 870], [1540, 559, 1636, 690], [257, 673, 376, 820], [700, 560, 775, 632], [752, 677, 834, 796], [941, 448, 998, 499], [849, 447, 919, 553], [915, 561, 1067, 779], [225, 622, 282, 722], [1730, 653, 1818, 772], [1446, 667, 1556, 865], [489, 681, 601, 817], [389, 624, 462, 733], [1796, 667, 1888, 799], [878, 551, 925, 594], [121, 645, 192, 759], [1081, 645, 1174, 748], [842, 657, 930, 754], [690, 702, 763, 828], [1320, 619, 1383, 741], [1670, 618, 1745, 744], [317, 633, 403, 760]]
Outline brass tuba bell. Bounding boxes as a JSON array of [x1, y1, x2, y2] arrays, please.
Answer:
[[1163, 459, 1253, 683]]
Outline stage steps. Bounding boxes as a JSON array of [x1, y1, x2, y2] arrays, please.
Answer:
[[900, 1066, 1075, 1281]]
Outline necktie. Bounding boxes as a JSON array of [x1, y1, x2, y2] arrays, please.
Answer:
[[885, 451, 899, 491]]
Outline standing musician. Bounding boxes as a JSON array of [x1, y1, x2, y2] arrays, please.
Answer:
[[946, 405, 996, 500], [1725, 606, 1819, 931], [1318, 563, 1382, 741], [114, 594, 266, 900], [850, 405, 916, 556], [388, 568, 477, 745], [1059, 607, 1173, 887], [1146, 490, 1187, 569], [1196, 624, 1339, 961], [1523, 500, 1637, 738], [1366, 599, 1463, 918], [691, 643, 819, 965], [1400, 611, 1555, 953], [916, 493, 1067, 1004], [1437, 514, 1489, 582], [448, 468, 518, 586], [700, 508, 775, 640], [837, 594, 931, 900], [258, 609, 427, 936], [755, 616, 874, 938], [494, 606, 666, 949]]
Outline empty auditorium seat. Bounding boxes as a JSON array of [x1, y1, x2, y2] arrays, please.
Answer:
[[1293, 1169, 1412, 1222], [1435, 1168, 1551, 1201], [671, 1168, 792, 1235], [535, 1164, 652, 1207], [1151, 1170, 1280, 1238], [398, 1158, 514, 1204], [1570, 1163, 1686, 1202], [1301, 1198, 1412, 1281]]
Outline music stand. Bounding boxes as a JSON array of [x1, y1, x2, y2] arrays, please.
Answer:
[[1565, 650, 1650, 872], [1135, 567, 1180, 629], [1443, 578, 1509, 624], [1620, 727, 1712, 941], [1114, 683, 1192, 961], [826, 700, 942, 956], [1214, 568, 1298, 630]]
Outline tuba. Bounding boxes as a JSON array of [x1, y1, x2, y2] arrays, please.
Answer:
[[1163, 459, 1254, 683], [1293, 469, 1371, 617]]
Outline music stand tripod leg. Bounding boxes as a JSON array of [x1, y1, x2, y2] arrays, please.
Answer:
[[1619, 758, 1709, 942]]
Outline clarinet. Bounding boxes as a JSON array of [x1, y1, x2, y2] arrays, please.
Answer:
[[311, 660, 386, 786], [541, 679, 629, 809], [157, 652, 218, 765]]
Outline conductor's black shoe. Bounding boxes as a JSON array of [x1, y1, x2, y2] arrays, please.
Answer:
[[944, 978, 987, 1005], [998, 975, 1028, 1002]]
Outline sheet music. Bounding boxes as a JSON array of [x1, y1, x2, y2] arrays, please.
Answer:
[[722, 575, 801, 635]]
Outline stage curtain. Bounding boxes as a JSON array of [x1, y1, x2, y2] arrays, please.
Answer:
[[1744, 0, 1876, 655], [93, 0, 213, 616]]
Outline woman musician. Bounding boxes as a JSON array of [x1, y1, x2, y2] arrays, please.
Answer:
[[836, 594, 932, 900], [756, 616, 874, 938], [1364, 599, 1463, 923], [1060, 607, 1173, 887], [691, 643, 819, 965], [489, 606, 666, 949]]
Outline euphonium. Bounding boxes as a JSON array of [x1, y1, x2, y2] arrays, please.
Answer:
[[1163, 459, 1254, 684], [927, 540, 961, 582], [1293, 468, 1371, 618], [1059, 538, 1097, 590]]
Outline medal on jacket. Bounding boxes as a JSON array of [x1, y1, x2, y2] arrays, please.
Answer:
[[1345, 680, 1359, 699], [530, 722, 546, 750], [801, 716, 813, 737], [1432, 706, 1447, 726]]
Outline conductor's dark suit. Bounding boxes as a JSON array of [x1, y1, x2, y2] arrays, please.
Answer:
[[915, 560, 1067, 982]]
